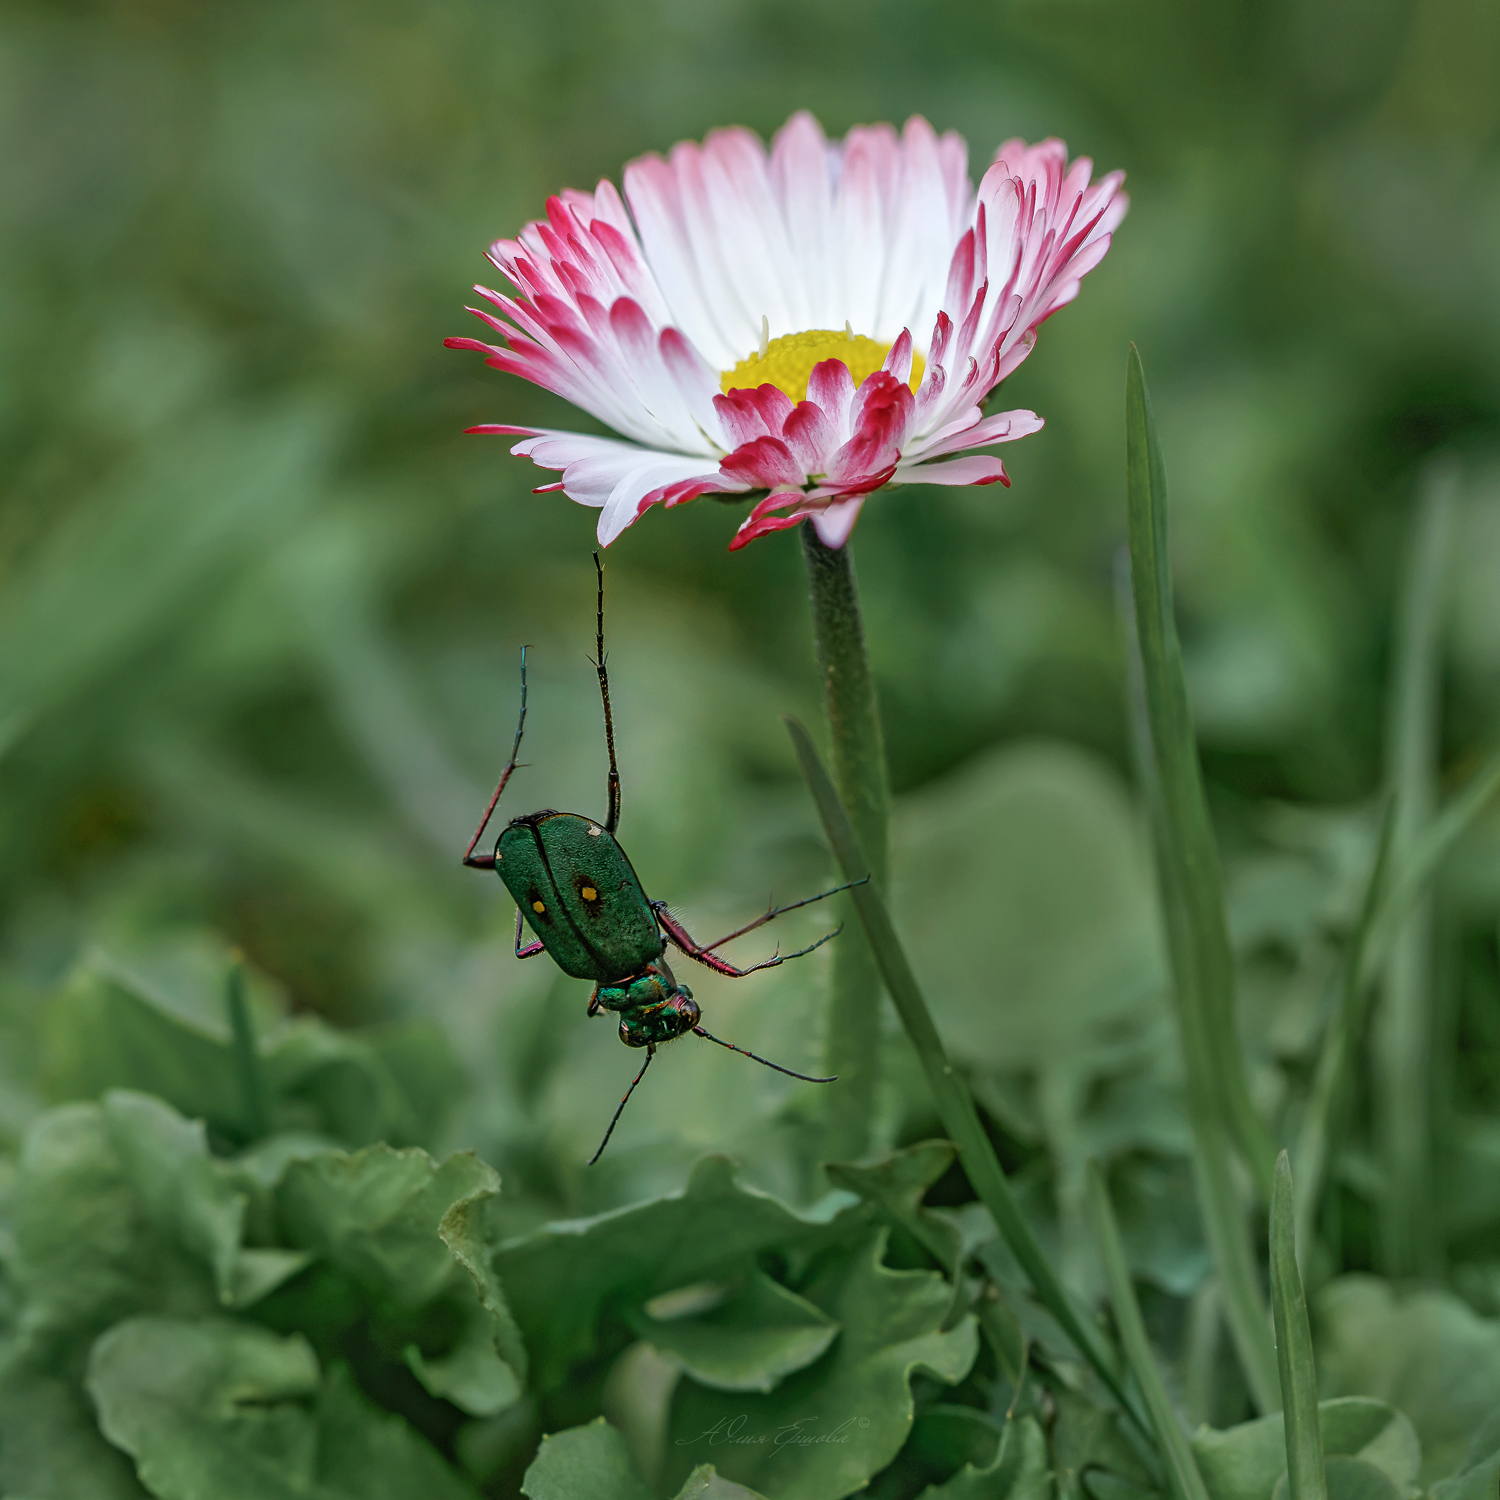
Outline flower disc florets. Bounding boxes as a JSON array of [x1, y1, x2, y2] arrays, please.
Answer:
[[449, 112, 1126, 550]]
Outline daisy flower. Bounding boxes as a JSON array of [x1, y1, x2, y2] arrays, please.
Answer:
[[448, 112, 1125, 550]]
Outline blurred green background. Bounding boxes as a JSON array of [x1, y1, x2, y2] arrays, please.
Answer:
[[2, 0, 1500, 1238]]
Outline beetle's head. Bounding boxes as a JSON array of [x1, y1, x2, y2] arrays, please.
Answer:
[[617, 974, 700, 1047]]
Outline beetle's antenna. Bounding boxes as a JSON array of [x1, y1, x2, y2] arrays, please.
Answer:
[[463, 646, 529, 869], [692, 1027, 836, 1083], [589, 1043, 655, 1164], [591, 550, 622, 835]]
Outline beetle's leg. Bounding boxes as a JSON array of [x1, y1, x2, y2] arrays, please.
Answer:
[[463, 646, 530, 869], [692, 1026, 836, 1082], [588, 1043, 655, 1165], [653, 904, 843, 977], [691, 876, 870, 953], [588, 988, 603, 1016], [590, 551, 622, 835], [514, 907, 545, 960]]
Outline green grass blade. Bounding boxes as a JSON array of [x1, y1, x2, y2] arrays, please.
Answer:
[[1294, 800, 1397, 1261], [1375, 461, 1458, 1278], [1270, 1152, 1328, 1500], [1365, 749, 1500, 980], [1124, 343, 1277, 1200], [225, 952, 271, 1142], [1119, 538, 1280, 1415], [785, 714, 1145, 1432], [1087, 1163, 1212, 1500]]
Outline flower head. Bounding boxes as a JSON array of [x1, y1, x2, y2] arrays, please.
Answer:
[[449, 113, 1125, 549]]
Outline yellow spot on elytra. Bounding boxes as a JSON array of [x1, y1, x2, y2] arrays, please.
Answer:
[[532, 899, 546, 914], [721, 328, 924, 403], [581, 887, 598, 902]]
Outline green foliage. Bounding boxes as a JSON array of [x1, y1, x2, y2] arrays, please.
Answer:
[[624, 1269, 839, 1394], [87, 1317, 479, 1500], [519, 1418, 766, 1500], [1316, 1279, 1500, 1484], [662, 1232, 977, 1500], [1190, 1399, 1420, 1500], [3, 0, 1500, 1495]]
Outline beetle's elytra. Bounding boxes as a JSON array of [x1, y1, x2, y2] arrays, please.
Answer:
[[462, 554, 862, 1163]]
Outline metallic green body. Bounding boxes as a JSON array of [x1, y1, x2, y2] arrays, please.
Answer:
[[495, 811, 664, 982], [593, 964, 700, 1047], [494, 811, 699, 1048]]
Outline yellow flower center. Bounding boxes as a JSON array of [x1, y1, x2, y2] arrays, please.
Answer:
[[720, 327, 924, 402]]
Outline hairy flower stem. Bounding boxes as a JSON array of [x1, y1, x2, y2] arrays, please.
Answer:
[[802, 527, 889, 1162]]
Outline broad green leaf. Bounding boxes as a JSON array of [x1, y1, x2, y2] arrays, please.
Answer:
[[496, 1420, 772, 1500], [275, 1143, 498, 1307], [627, 1268, 839, 1393], [672, 1468, 769, 1499], [916, 1412, 1050, 1500], [85, 1314, 479, 1500], [438, 1187, 529, 1385], [0, 1362, 149, 1500], [520, 1418, 654, 1500], [405, 1299, 522, 1416], [904, 1403, 1002, 1481], [42, 953, 249, 1141], [314, 1361, 481, 1500], [41, 948, 460, 1151], [87, 1315, 322, 1498], [826, 1140, 961, 1267], [263, 1019, 449, 1150], [1269, 1153, 1325, 1500], [1271, 1459, 1400, 1500], [1190, 1397, 1421, 1500], [9, 1103, 217, 1354], [101, 1090, 245, 1307], [1430, 1409, 1500, 1500], [663, 1230, 978, 1500], [1317, 1277, 1500, 1482], [491, 1154, 867, 1389], [1052, 1387, 1163, 1497], [892, 741, 1162, 1075]]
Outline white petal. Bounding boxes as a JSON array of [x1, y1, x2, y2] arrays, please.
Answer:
[[810, 497, 865, 548]]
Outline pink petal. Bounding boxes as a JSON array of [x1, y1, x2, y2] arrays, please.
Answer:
[[882, 328, 915, 385], [720, 435, 804, 489], [728, 489, 813, 551], [825, 371, 914, 488], [782, 400, 839, 473], [806, 359, 856, 438]]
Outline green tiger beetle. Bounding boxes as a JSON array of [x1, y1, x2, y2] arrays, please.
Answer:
[[463, 555, 859, 1163]]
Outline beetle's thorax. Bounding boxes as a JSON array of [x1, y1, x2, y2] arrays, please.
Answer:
[[592, 958, 700, 1048]]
